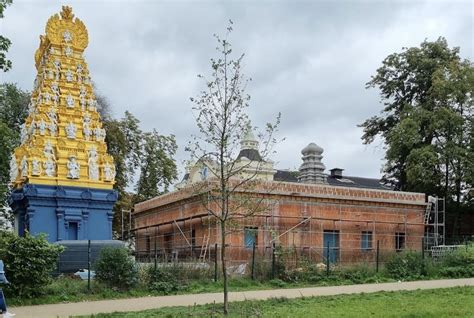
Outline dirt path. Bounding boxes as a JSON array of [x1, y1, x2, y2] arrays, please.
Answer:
[[8, 278, 474, 318]]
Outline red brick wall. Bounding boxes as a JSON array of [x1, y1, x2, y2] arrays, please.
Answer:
[[133, 181, 426, 264]]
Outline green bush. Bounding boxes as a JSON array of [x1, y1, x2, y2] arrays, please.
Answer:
[[95, 246, 138, 290], [385, 251, 426, 280], [146, 266, 182, 294], [0, 231, 64, 297], [437, 245, 474, 278]]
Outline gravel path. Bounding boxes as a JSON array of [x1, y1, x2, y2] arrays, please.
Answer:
[[8, 278, 474, 318]]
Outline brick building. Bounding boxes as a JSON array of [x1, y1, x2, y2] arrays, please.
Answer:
[[133, 135, 427, 266]]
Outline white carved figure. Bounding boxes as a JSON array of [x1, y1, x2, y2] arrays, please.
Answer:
[[38, 119, 47, 135], [63, 30, 72, 42], [44, 141, 56, 160], [49, 121, 57, 136], [51, 82, 60, 96], [64, 46, 73, 57], [20, 156, 28, 177], [83, 114, 92, 141], [94, 127, 106, 142], [44, 158, 56, 177], [48, 69, 54, 79], [77, 63, 83, 74], [44, 92, 51, 104], [36, 93, 42, 104], [84, 76, 90, 85], [53, 59, 61, 80], [88, 147, 99, 181], [65, 70, 73, 82], [87, 98, 97, 111], [66, 122, 77, 139], [66, 94, 75, 108], [104, 162, 116, 182], [31, 158, 42, 176], [49, 46, 55, 55], [20, 124, 27, 144], [9, 155, 18, 182], [67, 156, 80, 179], [47, 107, 57, 122]]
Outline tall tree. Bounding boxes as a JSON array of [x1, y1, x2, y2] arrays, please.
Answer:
[[0, 0, 13, 72], [188, 22, 280, 314], [134, 130, 177, 202], [360, 37, 473, 235], [0, 83, 29, 227]]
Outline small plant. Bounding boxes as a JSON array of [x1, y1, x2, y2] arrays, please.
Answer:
[[95, 246, 138, 290], [0, 231, 64, 297], [385, 251, 426, 280], [146, 266, 182, 295]]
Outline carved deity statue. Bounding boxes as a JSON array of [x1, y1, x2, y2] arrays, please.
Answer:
[[94, 127, 106, 142], [104, 162, 116, 182], [31, 158, 42, 176], [65, 70, 74, 82], [67, 156, 80, 179], [66, 94, 75, 108], [20, 156, 28, 177], [66, 122, 77, 139], [38, 119, 47, 135], [64, 45, 73, 57], [83, 113, 92, 141], [88, 147, 99, 181]]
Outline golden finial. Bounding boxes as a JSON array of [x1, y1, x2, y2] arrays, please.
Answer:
[[60, 6, 74, 20]]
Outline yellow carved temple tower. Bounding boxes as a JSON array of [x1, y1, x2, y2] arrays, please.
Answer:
[[9, 6, 118, 243]]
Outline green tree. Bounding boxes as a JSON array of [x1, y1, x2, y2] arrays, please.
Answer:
[[96, 93, 177, 239], [360, 37, 473, 235], [0, 0, 13, 72], [188, 22, 280, 314], [135, 130, 177, 202], [0, 83, 29, 226]]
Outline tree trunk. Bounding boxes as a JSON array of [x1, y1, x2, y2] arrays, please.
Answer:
[[220, 219, 228, 315]]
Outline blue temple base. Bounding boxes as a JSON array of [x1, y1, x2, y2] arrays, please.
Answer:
[[9, 184, 118, 242]]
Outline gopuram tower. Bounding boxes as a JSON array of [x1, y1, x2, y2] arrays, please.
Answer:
[[9, 6, 117, 242]]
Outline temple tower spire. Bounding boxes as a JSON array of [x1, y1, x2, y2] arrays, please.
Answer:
[[9, 6, 117, 243]]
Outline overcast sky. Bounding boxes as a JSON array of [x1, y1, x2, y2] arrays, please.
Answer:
[[1, 0, 473, 181]]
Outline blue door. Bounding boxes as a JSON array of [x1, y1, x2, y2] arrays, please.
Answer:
[[323, 230, 339, 264], [68, 222, 78, 240]]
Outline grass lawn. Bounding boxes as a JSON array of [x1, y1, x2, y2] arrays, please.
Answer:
[[78, 286, 474, 317]]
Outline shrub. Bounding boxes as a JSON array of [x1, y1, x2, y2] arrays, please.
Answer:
[[95, 246, 138, 290], [437, 245, 474, 278], [146, 266, 182, 294], [385, 251, 426, 280], [0, 231, 64, 297]]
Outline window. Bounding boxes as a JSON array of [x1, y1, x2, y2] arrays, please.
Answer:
[[244, 227, 258, 249], [395, 232, 405, 251], [361, 231, 373, 250]]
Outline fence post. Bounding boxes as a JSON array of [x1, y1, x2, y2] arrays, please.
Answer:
[[271, 243, 276, 279], [422, 238, 425, 260], [214, 243, 218, 282], [251, 242, 256, 280], [154, 242, 157, 271], [326, 241, 330, 277], [87, 239, 91, 292], [376, 240, 380, 273]]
